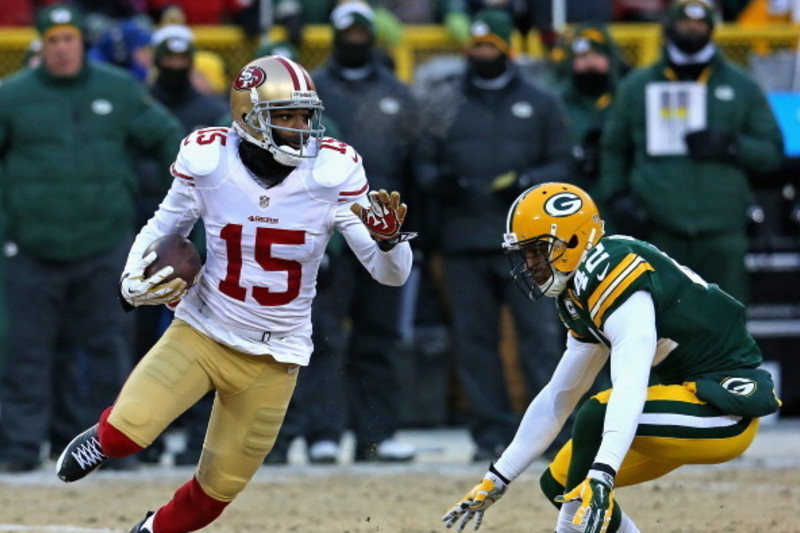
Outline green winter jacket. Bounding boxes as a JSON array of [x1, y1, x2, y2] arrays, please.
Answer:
[[599, 51, 783, 236], [0, 61, 183, 261], [556, 22, 625, 141]]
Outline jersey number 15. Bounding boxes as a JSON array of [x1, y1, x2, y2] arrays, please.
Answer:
[[218, 224, 305, 306]]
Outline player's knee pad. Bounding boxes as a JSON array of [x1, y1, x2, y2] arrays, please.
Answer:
[[197, 467, 249, 502], [197, 406, 287, 500], [105, 398, 163, 449], [540, 467, 565, 509]]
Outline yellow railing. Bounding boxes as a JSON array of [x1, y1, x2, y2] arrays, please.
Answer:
[[1, 23, 799, 83]]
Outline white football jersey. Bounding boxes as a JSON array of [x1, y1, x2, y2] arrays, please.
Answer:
[[126, 127, 412, 364]]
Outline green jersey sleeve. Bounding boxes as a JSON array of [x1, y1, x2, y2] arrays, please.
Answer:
[[571, 238, 655, 330]]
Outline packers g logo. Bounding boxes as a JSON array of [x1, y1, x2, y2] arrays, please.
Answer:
[[545, 192, 583, 217], [721, 377, 757, 397], [233, 66, 266, 90]]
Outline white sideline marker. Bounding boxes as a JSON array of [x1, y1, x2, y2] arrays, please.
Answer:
[[0, 526, 120, 532]]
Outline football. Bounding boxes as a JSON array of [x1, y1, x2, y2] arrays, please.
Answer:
[[143, 234, 203, 288]]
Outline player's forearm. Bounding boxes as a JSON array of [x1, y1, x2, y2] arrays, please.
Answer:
[[337, 207, 413, 285], [369, 240, 413, 286], [495, 337, 609, 480], [595, 291, 657, 470], [494, 385, 566, 480], [125, 182, 199, 273], [593, 377, 648, 471]]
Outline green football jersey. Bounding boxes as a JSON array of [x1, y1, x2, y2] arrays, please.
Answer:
[[555, 235, 762, 384]]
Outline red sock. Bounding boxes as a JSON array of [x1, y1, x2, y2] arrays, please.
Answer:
[[97, 407, 144, 458], [154, 477, 229, 533]]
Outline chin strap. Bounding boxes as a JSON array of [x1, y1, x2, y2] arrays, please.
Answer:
[[233, 122, 304, 167], [268, 144, 302, 167], [543, 230, 599, 297], [544, 269, 574, 297]]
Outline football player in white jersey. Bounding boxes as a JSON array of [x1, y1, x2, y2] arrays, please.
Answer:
[[54, 55, 414, 533]]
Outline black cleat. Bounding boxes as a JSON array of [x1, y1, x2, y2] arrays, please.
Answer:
[[55, 424, 108, 482], [129, 511, 155, 533]]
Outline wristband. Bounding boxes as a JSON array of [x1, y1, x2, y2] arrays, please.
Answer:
[[589, 462, 616, 487], [485, 462, 510, 490]]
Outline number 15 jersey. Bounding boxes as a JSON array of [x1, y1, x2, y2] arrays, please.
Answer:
[[125, 127, 412, 364]]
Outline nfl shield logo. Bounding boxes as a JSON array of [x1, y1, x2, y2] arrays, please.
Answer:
[[259, 196, 270, 208]]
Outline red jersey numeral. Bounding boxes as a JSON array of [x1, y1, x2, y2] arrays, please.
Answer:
[[219, 224, 247, 301], [186, 127, 228, 146], [319, 139, 347, 154], [218, 224, 305, 306], [319, 139, 359, 162]]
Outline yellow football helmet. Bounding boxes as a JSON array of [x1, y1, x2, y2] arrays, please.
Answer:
[[229, 55, 324, 166], [503, 182, 605, 300]]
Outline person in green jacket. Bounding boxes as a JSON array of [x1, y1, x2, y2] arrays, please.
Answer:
[[556, 21, 627, 198], [0, 3, 184, 473], [599, 0, 783, 303]]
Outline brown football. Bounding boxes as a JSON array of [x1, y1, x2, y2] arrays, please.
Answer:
[[143, 234, 203, 288]]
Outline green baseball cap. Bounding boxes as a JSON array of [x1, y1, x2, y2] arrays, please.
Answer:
[[152, 24, 196, 63], [469, 9, 513, 55], [36, 3, 85, 38], [667, 0, 716, 28], [330, 2, 375, 36], [570, 23, 613, 57]]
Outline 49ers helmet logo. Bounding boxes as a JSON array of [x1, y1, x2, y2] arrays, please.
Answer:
[[233, 66, 266, 90], [544, 192, 583, 217]]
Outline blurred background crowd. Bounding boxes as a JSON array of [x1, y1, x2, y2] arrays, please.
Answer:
[[0, 0, 798, 473]]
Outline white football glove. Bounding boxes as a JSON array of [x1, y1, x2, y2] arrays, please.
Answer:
[[442, 470, 508, 531], [120, 251, 187, 307]]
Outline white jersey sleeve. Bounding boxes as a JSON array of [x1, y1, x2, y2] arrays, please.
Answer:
[[493, 334, 609, 481], [123, 175, 201, 275], [123, 128, 221, 274], [317, 137, 412, 286]]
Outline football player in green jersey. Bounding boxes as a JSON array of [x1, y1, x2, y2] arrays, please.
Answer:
[[442, 182, 780, 533]]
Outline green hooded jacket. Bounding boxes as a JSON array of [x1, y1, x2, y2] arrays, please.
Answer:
[[0, 61, 183, 261], [557, 22, 625, 142], [556, 21, 625, 196], [599, 51, 783, 236]]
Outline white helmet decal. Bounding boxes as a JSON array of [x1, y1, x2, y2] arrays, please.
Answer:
[[544, 192, 583, 217]]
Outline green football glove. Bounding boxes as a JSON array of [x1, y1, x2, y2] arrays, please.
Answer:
[[555, 463, 616, 533], [442, 466, 508, 531]]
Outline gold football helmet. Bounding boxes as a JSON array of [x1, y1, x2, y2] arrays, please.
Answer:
[[503, 182, 604, 300], [229, 55, 324, 166]]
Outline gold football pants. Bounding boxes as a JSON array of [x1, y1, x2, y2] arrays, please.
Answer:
[[549, 383, 760, 488], [107, 319, 298, 501]]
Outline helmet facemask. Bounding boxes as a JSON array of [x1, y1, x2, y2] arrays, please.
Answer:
[[237, 90, 325, 167], [504, 232, 576, 301]]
